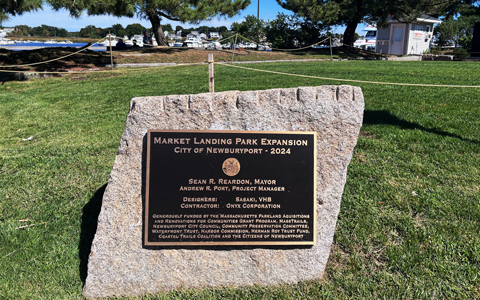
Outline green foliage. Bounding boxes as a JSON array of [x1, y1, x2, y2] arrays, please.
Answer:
[[13, 25, 31, 36], [431, 45, 443, 54], [453, 47, 469, 59], [276, 0, 453, 45], [218, 26, 229, 34], [444, 0, 480, 18], [229, 13, 327, 48], [353, 32, 360, 41], [296, 17, 326, 46], [179, 25, 227, 36], [262, 13, 325, 48], [79, 25, 103, 38], [48, 0, 251, 46], [434, 16, 458, 47], [434, 15, 480, 50], [33, 24, 68, 37], [161, 23, 173, 33], [9, 24, 69, 38], [103, 23, 128, 37], [0, 0, 42, 21], [263, 13, 296, 48], [231, 15, 265, 42], [111, 23, 124, 33], [126, 23, 147, 37]]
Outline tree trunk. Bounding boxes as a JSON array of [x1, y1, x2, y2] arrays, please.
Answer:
[[148, 13, 168, 46], [343, 20, 360, 46]]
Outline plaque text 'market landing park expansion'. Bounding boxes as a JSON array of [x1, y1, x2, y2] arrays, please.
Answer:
[[145, 130, 317, 246]]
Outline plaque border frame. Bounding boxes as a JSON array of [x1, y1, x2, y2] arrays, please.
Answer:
[[144, 130, 317, 246]]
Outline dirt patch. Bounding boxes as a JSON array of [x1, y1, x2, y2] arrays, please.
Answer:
[[0, 47, 110, 73], [120, 53, 151, 57]]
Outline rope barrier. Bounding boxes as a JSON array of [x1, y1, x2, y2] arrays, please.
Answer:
[[267, 36, 332, 52], [0, 38, 105, 68], [0, 61, 207, 75], [2, 47, 477, 88], [214, 35, 236, 44], [0, 35, 234, 71], [216, 62, 480, 88]]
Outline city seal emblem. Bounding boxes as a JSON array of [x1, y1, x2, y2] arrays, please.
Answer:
[[222, 158, 240, 176]]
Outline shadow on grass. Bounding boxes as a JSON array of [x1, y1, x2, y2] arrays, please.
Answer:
[[364, 110, 479, 145], [79, 184, 106, 285]]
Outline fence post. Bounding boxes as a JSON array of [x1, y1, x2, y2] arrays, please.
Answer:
[[109, 31, 113, 71], [330, 36, 333, 61], [232, 34, 238, 63], [208, 53, 214, 93]]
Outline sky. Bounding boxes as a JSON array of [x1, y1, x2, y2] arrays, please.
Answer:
[[2, 1, 365, 34]]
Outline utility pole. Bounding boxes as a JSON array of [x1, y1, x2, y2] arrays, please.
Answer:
[[257, 0, 260, 50]]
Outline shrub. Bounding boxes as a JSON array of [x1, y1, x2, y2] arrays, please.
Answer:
[[431, 46, 443, 54], [453, 47, 469, 60]]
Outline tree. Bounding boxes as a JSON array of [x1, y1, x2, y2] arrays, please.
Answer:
[[296, 17, 326, 46], [111, 23, 125, 35], [353, 32, 359, 42], [15, 25, 32, 36], [434, 15, 480, 49], [218, 26, 229, 34], [49, 0, 251, 46], [197, 25, 209, 33], [79, 25, 103, 38], [434, 16, 459, 46], [162, 24, 173, 33], [444, 0, 480, 18], [101, 24, 128, 37], [231, 15, 265, 42], [276, 0, 455, 46], [264, 13, 296, 48], [182, 27, 193, 35], [0, 0, 42, 23], [126, 23, 147, 37], [263, 13, 326, 48], [175, 25, 184, 33]]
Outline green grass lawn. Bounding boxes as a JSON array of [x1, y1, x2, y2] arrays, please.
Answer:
[[0, 60, 479, 299]]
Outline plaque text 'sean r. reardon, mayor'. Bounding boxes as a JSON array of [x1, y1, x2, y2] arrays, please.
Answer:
[[145, 130, 317, 246]]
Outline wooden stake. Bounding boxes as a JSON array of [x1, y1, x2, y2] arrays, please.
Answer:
[[109, 31, 113, 71], [208, 53, 214, 93], [232, 34, 238, 63], [330, 36, 333, 61]]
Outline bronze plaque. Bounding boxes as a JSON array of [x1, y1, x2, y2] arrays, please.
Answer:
[[144, 130, 317, 246]]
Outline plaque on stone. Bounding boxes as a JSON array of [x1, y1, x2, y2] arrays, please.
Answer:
[[145, 130, 317, 246], [83, 86, 365, 299]]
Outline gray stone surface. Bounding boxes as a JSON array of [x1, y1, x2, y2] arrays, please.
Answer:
[[83, 86, 364, 299]]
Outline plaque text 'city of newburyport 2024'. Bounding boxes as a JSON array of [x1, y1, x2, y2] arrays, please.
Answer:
[[144, 130, 317, 246]]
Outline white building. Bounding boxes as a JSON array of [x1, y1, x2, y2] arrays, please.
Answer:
[[209, 32, 220, 39], [375, 15, 441, 55], [186, 32, 201, 39], [0, 28, 14, 37]]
